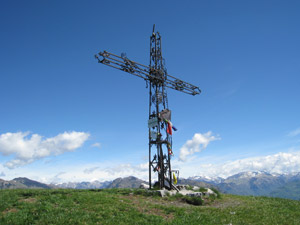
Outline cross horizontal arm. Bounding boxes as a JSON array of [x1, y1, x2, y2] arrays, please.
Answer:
[[95, 51, 151, 81], [95, 51, 201, 96]]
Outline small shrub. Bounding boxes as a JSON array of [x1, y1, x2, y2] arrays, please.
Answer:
[[20, 191, 35, 197], [209, 194, 216, 201], [116, 189, 132, 195], [210, 187, 221, 199], [174, 193, 183, 198], [183, 196, 203, 206], [133, 189, 160, 197], [166, 192, 183, 201], [185, 185, 194, 191], [88, 189, 103, 192], [152, 182, 160, 190], [199, 187, 208, 192]]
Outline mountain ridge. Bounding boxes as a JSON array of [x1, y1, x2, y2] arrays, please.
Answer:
[[190, 171, 300, 200], [0, 177, 52, 189], [1, 171, 300, 200]]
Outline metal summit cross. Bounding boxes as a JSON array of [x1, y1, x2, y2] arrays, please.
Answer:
[[95, 25, 201, 190]]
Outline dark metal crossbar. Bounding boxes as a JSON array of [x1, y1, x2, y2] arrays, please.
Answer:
[[95, 51, 201, 96]]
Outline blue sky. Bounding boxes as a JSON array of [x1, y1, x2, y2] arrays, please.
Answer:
[[1, 0, 300, 183]]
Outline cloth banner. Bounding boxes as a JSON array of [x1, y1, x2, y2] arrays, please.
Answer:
[[159, 109, 171, 121]]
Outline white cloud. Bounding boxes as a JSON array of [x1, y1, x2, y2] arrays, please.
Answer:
[[47, 162, 149, 183], [179, 132, 220, 162], [2, 150, 300, 183], [91, 142, 101, 149], [178, 150, 300, 178], [104, 163, 148, 178], [219, 151, 300, 177], [288, 128, 300, 137], [0, 131, 90, 169], [84, 167, 100, 174]]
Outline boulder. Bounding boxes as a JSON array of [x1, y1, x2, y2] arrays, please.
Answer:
[[186, 192, 203, 197], [203, 188, 216, 196], [139, 183, 150, 189], [192, 186, 200, 191]]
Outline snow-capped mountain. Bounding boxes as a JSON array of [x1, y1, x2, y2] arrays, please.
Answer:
[[188, 171, 300, 200], [188, 175, 224, 184], [54, 180, 112, 189]]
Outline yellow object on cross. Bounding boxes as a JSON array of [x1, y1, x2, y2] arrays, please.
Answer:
[[173, 172, 177, 184]]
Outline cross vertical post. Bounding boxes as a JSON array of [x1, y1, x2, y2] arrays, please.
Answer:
[[94, 25, 201, 190], [148, 26, 172, 189]]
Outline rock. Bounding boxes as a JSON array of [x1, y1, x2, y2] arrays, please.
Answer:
[[176, 185, 189, 190], [155, 185, 215, 199], [207, 188, 215, 195], [157, 189, 168, 197], [192, 186, 200, 191], [186, 192, 203, 197], [139, 183, 149, 189], [157, 189, 178, 197], [203, 188, 216, 196]]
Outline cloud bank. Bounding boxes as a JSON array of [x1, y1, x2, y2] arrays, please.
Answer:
[[40, 151, 300, 183], [0, 131, 90, 169], [216, 151, 300, 177], [179, 132, 220, 161], [2, 150, 300, 183], [178, 150, 300, 179], [48, 162, 149, 183]]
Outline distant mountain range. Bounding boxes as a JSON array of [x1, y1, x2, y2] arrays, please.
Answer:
[[56, 180, 111, 189], [54, 176, 145, 189], [189, 171, 300, 200], [107, 176, 145, 188], [1, 171, 300, 200]]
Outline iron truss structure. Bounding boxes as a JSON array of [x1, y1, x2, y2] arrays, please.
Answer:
[[95, 25, 201, 190]]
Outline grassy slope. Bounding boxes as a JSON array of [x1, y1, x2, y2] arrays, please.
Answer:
[[1, 189, 300, 225], [270, 180, 300, 200]]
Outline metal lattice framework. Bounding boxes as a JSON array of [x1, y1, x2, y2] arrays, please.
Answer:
[[95, 25, 201, 190]]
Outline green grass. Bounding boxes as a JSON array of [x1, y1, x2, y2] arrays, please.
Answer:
[[1, 188, 300, 224]]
